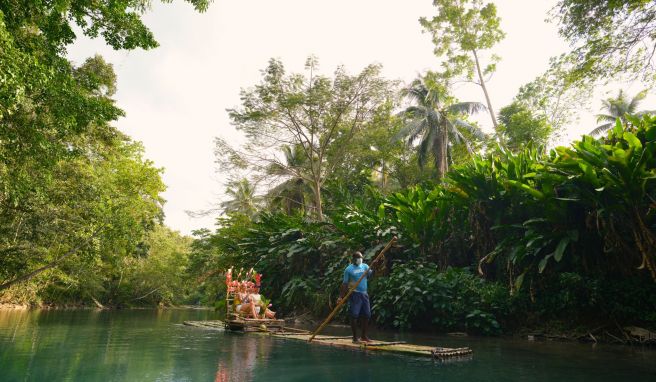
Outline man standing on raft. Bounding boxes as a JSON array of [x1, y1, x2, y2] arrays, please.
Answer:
[[338, 251, 373, 343]]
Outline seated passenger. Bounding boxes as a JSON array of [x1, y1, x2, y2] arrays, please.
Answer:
[[250, 293, 276, 319], [236, 291, 275, 319], [235, 294, 259, 318]]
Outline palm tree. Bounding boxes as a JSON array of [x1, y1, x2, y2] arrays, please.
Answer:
[[591, 90, 650, 136], [220, 179, 260, 217], [397, 75, 486, 178], [266, 145, 312, 215]]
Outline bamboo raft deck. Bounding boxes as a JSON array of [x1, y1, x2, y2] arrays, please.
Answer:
[[225, 316, 286, 332], [183, 320, 473, 360]]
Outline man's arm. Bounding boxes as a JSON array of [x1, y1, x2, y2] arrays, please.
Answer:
[[338, 267, 350, 302]]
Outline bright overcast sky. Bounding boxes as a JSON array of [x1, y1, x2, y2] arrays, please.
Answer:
[[66, 0, 655, 235]]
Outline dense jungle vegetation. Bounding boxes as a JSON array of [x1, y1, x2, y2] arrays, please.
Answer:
[[196, 116, 656, 335], [2, 0, 656, 338], [0, 0, 208, 306]]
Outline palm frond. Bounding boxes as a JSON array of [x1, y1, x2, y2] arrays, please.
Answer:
[[425, 109, 442, 136], [221, 179, 261, 216], [452, 119, 486, 140], [399, 105, 427, 119], [447, 120, 462, 145], [397, 74, 485, 173], [401, 83, 430, 107], [417, 131, 434, 169], [628, 90, 647, 113], [268, 178, 304, 195], [454, 127, 475, 153], [447, 119, 479, 153], [595, 114, 617, 123], [600, 89, 649, 119], [590, 123, 613, 136], [394, 118, 426, 143], [448, 102, 487, 116]]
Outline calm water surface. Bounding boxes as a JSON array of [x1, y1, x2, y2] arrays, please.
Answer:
[[1, 309, 655, 382]]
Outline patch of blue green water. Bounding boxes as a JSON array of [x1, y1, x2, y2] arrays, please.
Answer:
[[1, 309, 654, 382]]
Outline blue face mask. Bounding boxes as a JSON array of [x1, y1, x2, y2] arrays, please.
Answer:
[[355, 258, 363, 266]]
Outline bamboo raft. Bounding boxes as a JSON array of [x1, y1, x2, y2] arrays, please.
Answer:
[[204, 261, 472, 360], [224, 316, 286, 332], [183, 320, 473, 360]]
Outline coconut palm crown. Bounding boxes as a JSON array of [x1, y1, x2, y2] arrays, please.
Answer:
[[220, 178, 261, 217], [591, 90, 651, 136], [266, 145, 312, 215], [397, 75, 487, 178]]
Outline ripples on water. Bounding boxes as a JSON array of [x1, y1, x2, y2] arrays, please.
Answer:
[[1, 309, 655, 382]]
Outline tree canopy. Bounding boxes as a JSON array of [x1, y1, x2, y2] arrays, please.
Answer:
[[420, 0, 505, 128], [0, 0, 208, 305], [514, 55, 592, 136], [553, 0, 656, 84], [397, 74, 486, 177], [217, 57, 395, 220], [496, 102, 552, 150]]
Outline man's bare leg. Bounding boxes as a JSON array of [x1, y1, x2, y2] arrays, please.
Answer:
[[360, 317, 371, 342], [249, 300, 258, 318], [350, 317, 359, 342]]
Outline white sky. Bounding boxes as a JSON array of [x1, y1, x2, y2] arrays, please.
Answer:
[[66, 0, 656, 235]]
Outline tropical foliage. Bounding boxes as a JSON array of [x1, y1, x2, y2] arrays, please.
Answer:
[[372, 265, 507, 334], [191, 116, 656, 333], [592, 90, 651, 135], [0, 0, 206, 306], [397, 75, 486, 177], [497, 102, 552, 150]]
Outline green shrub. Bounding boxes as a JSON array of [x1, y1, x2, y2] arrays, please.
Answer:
[[372, 264, 507, 334]]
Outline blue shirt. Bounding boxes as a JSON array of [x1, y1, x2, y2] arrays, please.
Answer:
[[342, 263, 370, 293]]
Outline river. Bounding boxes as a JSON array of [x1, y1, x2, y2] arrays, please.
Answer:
[[0, 309, 654, 381]]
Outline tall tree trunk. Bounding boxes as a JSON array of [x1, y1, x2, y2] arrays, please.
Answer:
[[441, 124, 449, 176], [472, 49, 498, 129], [436, 124, 449, 179], [312, 181, 324, 221]]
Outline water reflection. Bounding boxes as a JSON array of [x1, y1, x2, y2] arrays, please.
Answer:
[[215, 336, 272, 382]]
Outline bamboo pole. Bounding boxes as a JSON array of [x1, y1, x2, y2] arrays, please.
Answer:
[[308, 237, 397, 342]]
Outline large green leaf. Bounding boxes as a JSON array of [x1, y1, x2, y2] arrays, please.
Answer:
[[553, 237, 570, 262]]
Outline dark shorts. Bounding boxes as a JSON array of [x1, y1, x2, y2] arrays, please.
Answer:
[[348, 292, 371, 319]]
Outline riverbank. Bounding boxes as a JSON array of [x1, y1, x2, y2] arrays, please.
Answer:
[[0, 303, 29, 310], [0, 302, 212, 311], [283, 311, 656, 347], [0, 302, 105, 310]]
